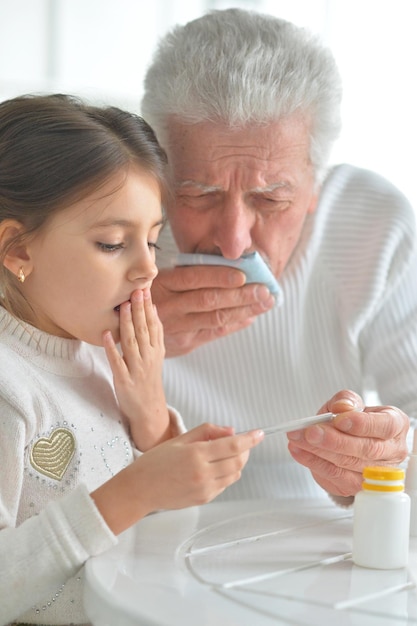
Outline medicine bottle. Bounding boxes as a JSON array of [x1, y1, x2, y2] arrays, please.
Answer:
[[405, 431, 417, 537], [352, 466, 410, 569]]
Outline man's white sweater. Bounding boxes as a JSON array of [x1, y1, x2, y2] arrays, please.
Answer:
[[157, 164, 417, 500]]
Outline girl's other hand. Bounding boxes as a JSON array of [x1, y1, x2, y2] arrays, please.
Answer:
[[91, 424, 265, 535], [103, 287, 170, 451]]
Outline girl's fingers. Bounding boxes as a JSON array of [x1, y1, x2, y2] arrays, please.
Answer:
[[119, 300, 138, 352], [130, 288, 161, 349], [180, 424, 264, 450], [138, 287, 161, 348], [118, 289, 164, 368], [103, 329, 127, 378], [204, 429, 264, 463], [209, 453, 250, 480], [130, 290, 147, 341], [120, 292, 152, 358]]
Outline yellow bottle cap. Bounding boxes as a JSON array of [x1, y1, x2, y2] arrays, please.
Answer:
[[362, 466, 405, 491], [363, 466, 405, 481]]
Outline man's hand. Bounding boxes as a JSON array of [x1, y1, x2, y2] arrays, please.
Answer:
[[287, 390, 410, 497], [151, 265, 275, 356]]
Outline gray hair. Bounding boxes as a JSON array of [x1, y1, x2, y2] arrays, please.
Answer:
[[142, 8, 343, 183]]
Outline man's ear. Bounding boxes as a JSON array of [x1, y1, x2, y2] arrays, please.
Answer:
[[307, 189, 320, 215], [0, 219, 33, 279]]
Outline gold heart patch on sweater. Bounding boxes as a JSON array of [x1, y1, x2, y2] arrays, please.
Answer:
[[30, 427, 76, 480]]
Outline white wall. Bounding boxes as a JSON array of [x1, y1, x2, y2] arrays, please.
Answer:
[[0, 0, 416, 211], [0, 0, 207, 109]]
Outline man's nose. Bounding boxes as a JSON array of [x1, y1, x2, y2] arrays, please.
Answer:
[[212, 200, 254, 259]]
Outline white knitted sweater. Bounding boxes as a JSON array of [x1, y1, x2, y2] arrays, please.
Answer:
[[0, 311, 184, 625]]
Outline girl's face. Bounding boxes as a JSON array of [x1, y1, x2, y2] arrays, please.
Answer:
[[21, 167, 163, 345]]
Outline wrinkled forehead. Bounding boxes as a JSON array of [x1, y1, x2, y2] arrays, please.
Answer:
[[165, 115, 313, 188]]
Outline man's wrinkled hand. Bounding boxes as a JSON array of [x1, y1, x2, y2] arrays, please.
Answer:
[[287, 390, 410, 497]]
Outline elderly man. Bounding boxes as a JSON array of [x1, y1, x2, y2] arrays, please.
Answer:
[[141, 8, 417, 504]]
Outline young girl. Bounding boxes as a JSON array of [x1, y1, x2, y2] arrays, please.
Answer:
[[0, 94, 263, 626]]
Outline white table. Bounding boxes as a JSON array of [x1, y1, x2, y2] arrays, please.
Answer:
[[83, 499, 417, 625]]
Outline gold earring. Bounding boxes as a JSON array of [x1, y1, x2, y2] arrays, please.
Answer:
[[17, 267, 25, 283]]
